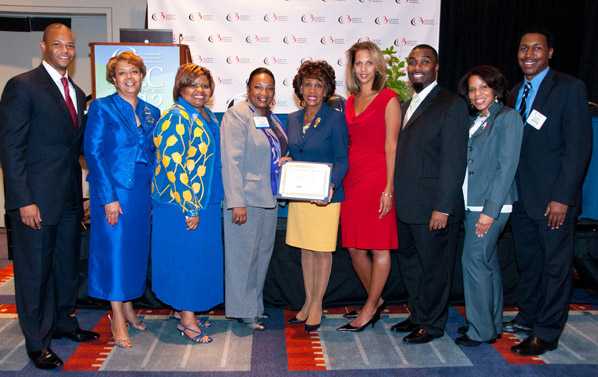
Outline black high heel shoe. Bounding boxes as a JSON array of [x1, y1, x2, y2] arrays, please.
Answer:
[[337, 307, 382, 332], [288, 316, 307, 325], [304, 322, 321, 332]]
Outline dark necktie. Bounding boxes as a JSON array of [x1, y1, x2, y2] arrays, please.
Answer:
[[518, 81, 532, 121], [61, 77, 78, 128]]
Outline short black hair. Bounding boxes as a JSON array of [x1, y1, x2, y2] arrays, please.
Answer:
[[519, 27, 554, 49], [458, 65, 508, 108], [410, 44, 438, 63], [292, 60, 336, 103], [247, 67, 275, 87]]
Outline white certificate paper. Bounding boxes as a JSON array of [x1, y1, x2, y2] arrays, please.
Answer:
[[278, 161, 331, 201]]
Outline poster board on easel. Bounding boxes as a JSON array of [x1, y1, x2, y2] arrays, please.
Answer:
[[89, 42, 191, 112]]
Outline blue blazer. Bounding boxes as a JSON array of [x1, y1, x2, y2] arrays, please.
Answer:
[[465, 102, 524, 218], [286, 103, 349, 202], [84, 93, 160, 205]]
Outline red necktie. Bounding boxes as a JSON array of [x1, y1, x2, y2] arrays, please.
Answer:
[[60, 77, 78, 128]]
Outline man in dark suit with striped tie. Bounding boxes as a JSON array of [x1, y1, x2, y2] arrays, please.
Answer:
[[506, 28, 592, 356], [0, 23, 98, 370]]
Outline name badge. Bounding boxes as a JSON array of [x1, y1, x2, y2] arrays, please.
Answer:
[[527, 110, 547, 130], [253, 116, 270, 129]]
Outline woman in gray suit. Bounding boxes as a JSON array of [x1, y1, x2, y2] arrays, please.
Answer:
[[455, 65, 524, 346], [221, 67, 288, 330]]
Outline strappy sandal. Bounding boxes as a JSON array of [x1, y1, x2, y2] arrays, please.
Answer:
[[108, 314, 132, 349], [176, 323, 213, 344]]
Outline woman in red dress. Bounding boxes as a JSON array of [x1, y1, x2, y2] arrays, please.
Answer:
[[338, 41, 401, 332]]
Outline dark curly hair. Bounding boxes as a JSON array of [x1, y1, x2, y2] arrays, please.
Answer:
[[458, 65, 508, 104], [292, 60, 336, 103]]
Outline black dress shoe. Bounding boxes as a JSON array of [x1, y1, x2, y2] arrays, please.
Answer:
[[342, 310, 359, 319], [390, 317, 418, 333], [457, 325, 469, 335], [503, 319, 532, 334], [337, 309, 381, 332], [304, 323, 320, 332], [287, 316, 306, 325], [53, 327, 100, 342], [28, 348, 63, 370], [511, 335, 557, 356], [403, 327, 440, 344], [455, 334, 497, 347]]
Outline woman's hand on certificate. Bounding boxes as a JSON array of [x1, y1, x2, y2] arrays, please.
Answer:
[[278, 156, 293, 166]]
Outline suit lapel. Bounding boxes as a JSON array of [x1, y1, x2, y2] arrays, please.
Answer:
[[37, 66, 75, 130], [403, 86, 440, 129], [300, 105, 326, 147], [529, 70, 556, 116]]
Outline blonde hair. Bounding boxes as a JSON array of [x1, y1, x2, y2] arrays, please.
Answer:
[[106, 51, 146, 84], [345, 41, 387, 94]]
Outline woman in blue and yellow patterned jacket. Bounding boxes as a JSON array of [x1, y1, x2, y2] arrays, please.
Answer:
[[151, 64, 223, 344]]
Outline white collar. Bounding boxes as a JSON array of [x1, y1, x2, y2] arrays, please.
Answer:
[[412, 81, 438, 103], [42, 60, 69, 83]]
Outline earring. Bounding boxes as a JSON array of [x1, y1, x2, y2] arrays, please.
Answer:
[[494, 96, 499, 103]]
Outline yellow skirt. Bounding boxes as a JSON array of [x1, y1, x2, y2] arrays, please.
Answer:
[[286, 202, 341, 252]]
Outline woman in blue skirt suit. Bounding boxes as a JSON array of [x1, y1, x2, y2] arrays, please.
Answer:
[[152, 64, 223, 344], [85, 51, 160, 348]]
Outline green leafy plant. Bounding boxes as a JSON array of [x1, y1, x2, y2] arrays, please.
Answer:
[[383, 46, 412, 102]]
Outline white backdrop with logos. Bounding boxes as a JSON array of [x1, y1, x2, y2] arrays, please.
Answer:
[[147, 0, 440, 113]]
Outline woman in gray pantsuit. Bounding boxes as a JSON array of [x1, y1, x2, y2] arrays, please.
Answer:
[[221, 68, 288, 330], [455, 66, 524, 346]]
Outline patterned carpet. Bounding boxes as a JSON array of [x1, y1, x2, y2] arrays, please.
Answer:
[[1, 229, 597, 377]]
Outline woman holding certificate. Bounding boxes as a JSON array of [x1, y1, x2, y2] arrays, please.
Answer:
[[152, 64, 222, 344], [285, 61, 349, 332], [338, 41, 401, 332], [221, 67, 288, 330]]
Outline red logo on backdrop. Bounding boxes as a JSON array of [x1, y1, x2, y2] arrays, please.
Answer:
[[196, 55, 216, 64], [188, 12, 215, 22], [301, 14, 327, 23], [263, 57, 288, 65], [282, 78, 291, 87], [225, 12, 251, 22], [410, 16, 435, 26], [244, 34, 271, 44], [208, 34, 233, 43], [264, 13, 289, 22], [151, 11, 176, 22], [337, 58, 344, 67], [226, 56, 251, 64], [375, 16, 399, 25], [320, 35, 345, 45], [394, 37, 418, 48], [282, 35, 308, 44]]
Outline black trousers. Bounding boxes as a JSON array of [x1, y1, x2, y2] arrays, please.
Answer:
[[510, 202, 575, 343], [9, 203, 81, 353], [396, 219, 460, 336]]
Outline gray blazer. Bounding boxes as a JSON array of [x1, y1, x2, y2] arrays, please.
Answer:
[[466, 102, 524, 218], [221, 100, 285, 209]]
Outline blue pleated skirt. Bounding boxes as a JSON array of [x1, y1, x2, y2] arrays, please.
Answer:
[[88, 163, 152, 301], [151, 201, 224, 312]]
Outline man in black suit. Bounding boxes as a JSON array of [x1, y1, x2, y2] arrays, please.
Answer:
[[390, 45, 468, 343], [0, 23, 98, 370], [506, 30, 592, 356]]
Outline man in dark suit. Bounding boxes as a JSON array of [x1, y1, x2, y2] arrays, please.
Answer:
[[506, 29, 592, 356], [390, 45, 468, 343], [0, 23, 98, 370]]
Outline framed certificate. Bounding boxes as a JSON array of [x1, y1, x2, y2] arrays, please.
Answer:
[[278, 161, 331, 201]]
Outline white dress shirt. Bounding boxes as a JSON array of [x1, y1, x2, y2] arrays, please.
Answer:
[[403, 80, 437, 126], [42, 60, 78, 112]]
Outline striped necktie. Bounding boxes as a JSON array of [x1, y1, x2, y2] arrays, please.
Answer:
[[518, 82, 532, 121]]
